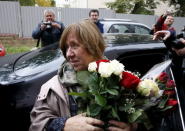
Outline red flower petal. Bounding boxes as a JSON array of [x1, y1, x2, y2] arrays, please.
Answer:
[[164, 90, 175, 96], [157, 72, 169, 83], [120, 71, 141, 89], [166, 80, 175, 88], [167, 99, 178, 106]]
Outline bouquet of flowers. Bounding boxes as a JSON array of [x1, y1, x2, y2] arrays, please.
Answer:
[[69, 59, 177, 130]]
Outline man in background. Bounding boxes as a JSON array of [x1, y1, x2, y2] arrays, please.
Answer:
[[152, 10, 176, 40], [89, 9, 104, 33], [32, 9, 65, 47]]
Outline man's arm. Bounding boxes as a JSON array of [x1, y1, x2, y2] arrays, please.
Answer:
[[32, 23, 44, 39]]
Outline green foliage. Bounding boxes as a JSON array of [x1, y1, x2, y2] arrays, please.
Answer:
[[105, 0, 157, 15], [35, 0, 55, 7], [19, 0, 35, 6], [2, 39, 36, 55], [161, 0, 185, 16]]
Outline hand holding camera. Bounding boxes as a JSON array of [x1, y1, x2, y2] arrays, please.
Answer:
[[42, 21, 52, 30], [41, 21, 61, 31]]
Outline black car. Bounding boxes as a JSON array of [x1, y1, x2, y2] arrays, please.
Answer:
[[0, 34, 184, 131]]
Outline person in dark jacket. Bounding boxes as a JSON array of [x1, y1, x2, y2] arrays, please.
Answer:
[[32, 9, 65, 47], [89, 9, 104, 33]]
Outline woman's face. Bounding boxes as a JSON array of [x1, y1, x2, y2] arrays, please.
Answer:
[[66, 31, 95, 71]]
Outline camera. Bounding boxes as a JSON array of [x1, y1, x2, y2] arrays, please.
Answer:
[[43, 21, 52, 29]]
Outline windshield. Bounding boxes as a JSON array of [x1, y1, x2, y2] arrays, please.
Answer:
[[14, 49, 64, 76]]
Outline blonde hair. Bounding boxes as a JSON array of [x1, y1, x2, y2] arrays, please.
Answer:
[[60, 20, 106, 59]]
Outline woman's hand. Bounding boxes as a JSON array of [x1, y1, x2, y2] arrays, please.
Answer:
[[107, 120, 137, 131], [64, 114, 104, 131]]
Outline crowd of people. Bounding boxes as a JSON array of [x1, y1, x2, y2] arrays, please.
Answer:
[[30, 9, 185, 131], [32, 9, 104, 48]]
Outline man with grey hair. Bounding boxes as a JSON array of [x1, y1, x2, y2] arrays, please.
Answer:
[[32, 9, 65, 47]]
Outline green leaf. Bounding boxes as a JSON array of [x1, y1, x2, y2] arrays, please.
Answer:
[[141, 112, 153, 130], [107, 89, 119, 95], [68, 92, 87, 98], [112, 85, 120, 89], [128, 109, 143, 123], [111, 107, 120, 120], [76, 71, 91, 87], [158, 95, 169, 108], [88, 72, 99, 90], [160, 106, 173, 111], [88, 104, 102, 117], [95, 94, 107, 106]]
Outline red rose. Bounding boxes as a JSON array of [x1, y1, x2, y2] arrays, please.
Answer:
[[166, 99, 178, 106], [164, 90, 175, 96], [166, 80, 175, 88], [157, 72, 169, 83], [120, 71, 141, 89]]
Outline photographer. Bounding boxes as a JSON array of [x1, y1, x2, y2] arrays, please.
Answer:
[[32, 9, 65, 47]]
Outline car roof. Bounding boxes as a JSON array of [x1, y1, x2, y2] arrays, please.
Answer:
[[100, 18, 134, 22], [99, 18, 151, 33]]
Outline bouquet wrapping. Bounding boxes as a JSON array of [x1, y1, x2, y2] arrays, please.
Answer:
[[69, 59, 177, 130]]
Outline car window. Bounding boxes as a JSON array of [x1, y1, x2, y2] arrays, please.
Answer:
[[108, 24, 130, 33], [134, 25, 150, 34]]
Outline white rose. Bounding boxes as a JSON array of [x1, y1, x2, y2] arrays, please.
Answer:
[[88, 62, 97, 72], [98, 62, 113, 77], [137, 79, 159, 97], [110, 60, 125, 76]]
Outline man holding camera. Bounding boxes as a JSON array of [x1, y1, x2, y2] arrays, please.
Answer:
[[32, 9, 65, 47]]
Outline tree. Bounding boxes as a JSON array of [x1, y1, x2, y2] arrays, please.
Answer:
[[161, 0, 185, 17], [105, 0, 158, 15], [19, 0, 35, 6], [0, 0, 55, 6], [0, 0, 35, 5], [35, 0, 55, 7]]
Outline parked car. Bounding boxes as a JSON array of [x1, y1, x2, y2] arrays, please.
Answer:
[[0, 34, 184, 131], [100, 18, 151, 34]]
